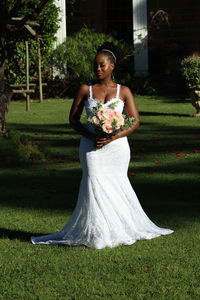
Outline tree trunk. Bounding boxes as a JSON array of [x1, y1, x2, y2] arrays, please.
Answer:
[[0, 64, 12, 135], [0, 21, 11, 135]]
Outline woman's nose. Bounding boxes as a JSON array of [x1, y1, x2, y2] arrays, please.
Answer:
[[97, 65, 101, 71]]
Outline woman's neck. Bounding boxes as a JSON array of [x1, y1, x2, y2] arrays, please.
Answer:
[[97, 78, 115, 86]]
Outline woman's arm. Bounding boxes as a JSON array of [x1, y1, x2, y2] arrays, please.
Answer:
[[114, 86, 140, 138], [96, 86, 140, 147], [69, 84, 96, 141]]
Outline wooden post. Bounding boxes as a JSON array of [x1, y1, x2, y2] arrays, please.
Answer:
[[25, 40, 30, 111], [37, 36, 43, 102]]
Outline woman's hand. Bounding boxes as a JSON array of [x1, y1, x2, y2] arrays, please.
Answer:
[[95, 135, 117, 148]]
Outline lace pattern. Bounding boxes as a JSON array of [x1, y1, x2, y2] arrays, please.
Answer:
[[31, 86, 173, 249]]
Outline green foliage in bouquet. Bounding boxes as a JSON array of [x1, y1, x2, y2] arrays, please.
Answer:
[[180, 56, 200, 89], [0, 130, 46, 166], [122, 115, 136, 130]]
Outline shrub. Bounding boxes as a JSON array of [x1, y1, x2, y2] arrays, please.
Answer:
[[51, 27, 133, 96], [0, 130, 46, 166], [180, 56, 200, 89], [127, 76, 157, 95]]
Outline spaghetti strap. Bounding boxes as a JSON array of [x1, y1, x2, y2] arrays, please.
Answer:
[[116, 84, 120, 99], [88, 85, 93, 99]]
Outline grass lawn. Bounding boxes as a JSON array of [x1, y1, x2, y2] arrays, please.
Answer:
[[0, 95, 199, 300]]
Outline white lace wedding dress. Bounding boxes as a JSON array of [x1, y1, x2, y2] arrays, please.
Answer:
[[31, 84, 173, 249]]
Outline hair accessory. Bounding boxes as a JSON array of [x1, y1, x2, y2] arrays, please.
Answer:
[[101, 49, 116, 62]]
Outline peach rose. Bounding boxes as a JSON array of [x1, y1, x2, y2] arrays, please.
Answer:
[[97, 109, 105, 119], [102, 124, 113, 133], [92, 107, 126, 134], [98, 108, 115, 121], [115, 114, 124, 128], [92, 116, 100, 125]]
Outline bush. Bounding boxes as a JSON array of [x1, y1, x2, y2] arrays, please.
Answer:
[[0, 130, 46, 166], [5, 0, 60, 85], [180, 56, 200, 89], [51, 27, 133, 96], [127, 76, 157, 95]]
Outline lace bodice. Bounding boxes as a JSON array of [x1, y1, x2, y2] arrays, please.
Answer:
[[84, 84, 125, 117]]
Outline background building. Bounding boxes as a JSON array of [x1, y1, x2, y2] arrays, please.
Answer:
[[57, 0, 200, 92]]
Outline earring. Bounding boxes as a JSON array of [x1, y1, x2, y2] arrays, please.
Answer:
[[112, 72, 115, 82]]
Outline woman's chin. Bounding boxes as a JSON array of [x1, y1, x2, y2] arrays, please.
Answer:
[[96, 74, 103, 80]]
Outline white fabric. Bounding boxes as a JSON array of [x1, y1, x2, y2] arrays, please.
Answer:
[[89, 85, 93, 99], [116, 83, 120, 99], [31, 85, 173, 249]]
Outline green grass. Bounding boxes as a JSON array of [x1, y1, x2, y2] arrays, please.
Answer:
[[0, 96, 199, 300]]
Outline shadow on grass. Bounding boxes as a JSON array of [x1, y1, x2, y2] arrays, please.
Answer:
[[8, 123, 79, 136], [0, 161, 199, 216], [140, 111, 190, 117], [147, 94, 191, 104], [0, 227, 89, 248], [2, 117, 199, 217], [0, 227, 47, 242], [7, 122, 200, 157], [0, 167, 81, 210]]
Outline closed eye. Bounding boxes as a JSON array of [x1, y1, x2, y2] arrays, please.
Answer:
[[94, 64, 105, 68]]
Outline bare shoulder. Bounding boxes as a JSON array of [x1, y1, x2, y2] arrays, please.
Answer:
[[78, 84, 89, 94], [120, 85, 134, 100], [75, 84, 90, 100]]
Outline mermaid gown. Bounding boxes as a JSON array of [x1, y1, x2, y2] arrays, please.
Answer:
[[31, 84, 173, 249]]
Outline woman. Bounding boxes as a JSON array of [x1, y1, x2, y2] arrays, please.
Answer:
[[31, 43, 173, 249]]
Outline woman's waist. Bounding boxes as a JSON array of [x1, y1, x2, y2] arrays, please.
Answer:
[[84, 123, 129, 138], [80, 133, 128, 150]]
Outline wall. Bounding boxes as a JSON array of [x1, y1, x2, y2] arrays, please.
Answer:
[[148, 0, 200, 74]]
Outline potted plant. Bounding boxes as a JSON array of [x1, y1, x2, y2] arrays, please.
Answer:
[[181, 55, 200, 117]]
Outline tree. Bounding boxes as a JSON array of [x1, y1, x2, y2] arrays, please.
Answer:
[[0, 0, 59, 134]]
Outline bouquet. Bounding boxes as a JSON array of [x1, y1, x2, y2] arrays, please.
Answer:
[[88, 101, 136, 137]]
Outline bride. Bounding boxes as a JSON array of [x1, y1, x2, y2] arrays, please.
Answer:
[[31, 42, 173, 249]]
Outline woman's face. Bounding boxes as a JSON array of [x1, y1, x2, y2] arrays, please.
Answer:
[[94, 54, 114, 80]]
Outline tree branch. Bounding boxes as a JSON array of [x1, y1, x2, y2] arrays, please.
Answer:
[[21, 0, 52, 24]]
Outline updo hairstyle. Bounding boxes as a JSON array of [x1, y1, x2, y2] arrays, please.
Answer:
[[96, 42, 123, 66]]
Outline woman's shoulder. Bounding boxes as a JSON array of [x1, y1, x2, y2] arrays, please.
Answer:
[[79, 82, 97, 92], [76, 84, 90, 97], [79, 84, 90, 92]]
